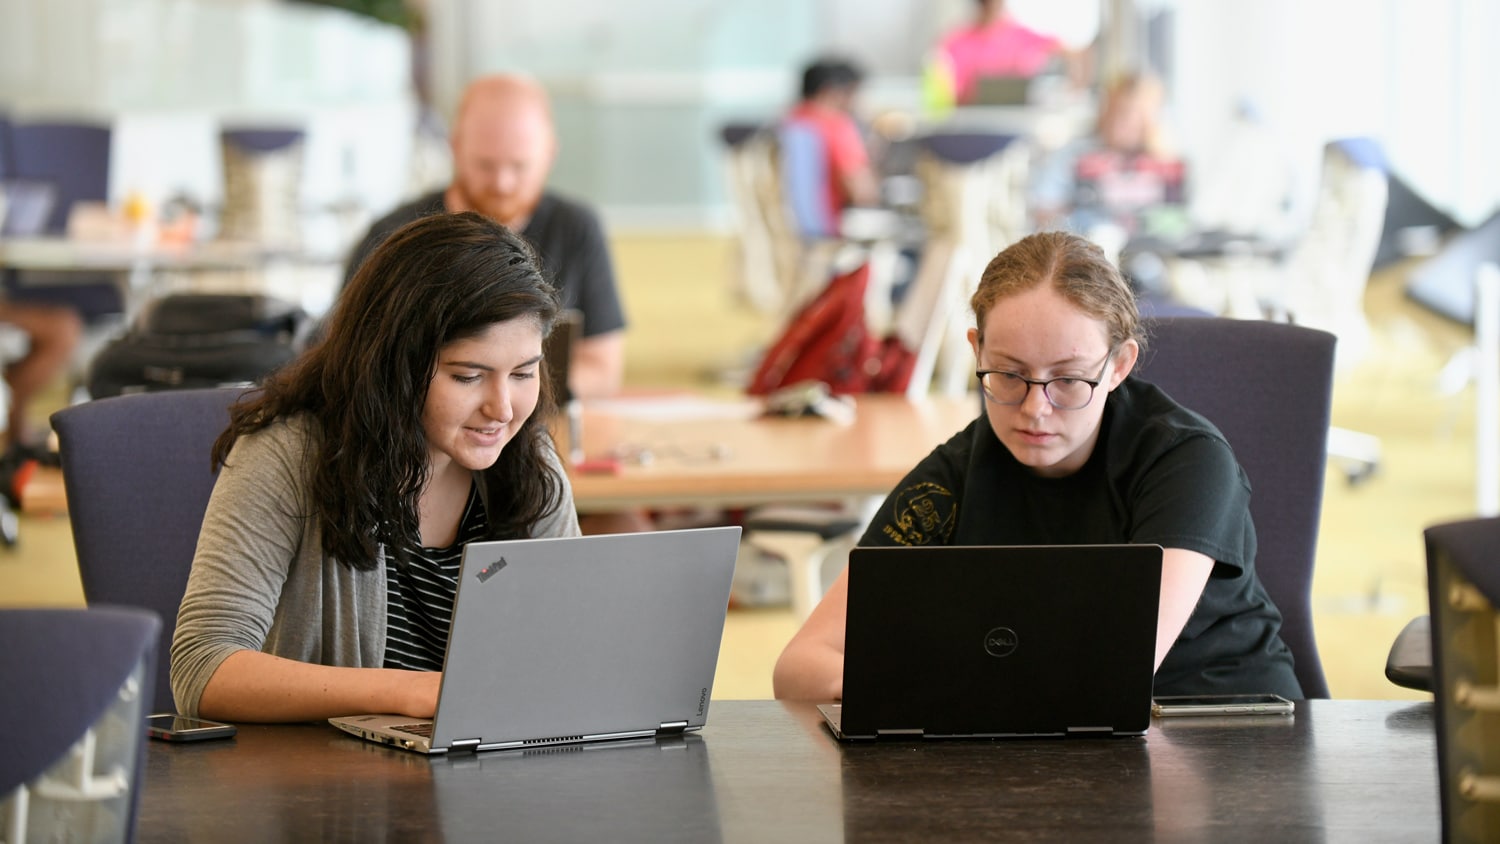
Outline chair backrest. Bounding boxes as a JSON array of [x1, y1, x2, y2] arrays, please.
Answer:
[[1279, 137, 1389, 368], [897, 131, 1026, 397], [218, 125, 306, 247], [718, 123, 760, 150], [4, 121, 124, 321], [720, 123, 849, 321], [719, 123, 793, 315], [220, 127, 304, 156], [1135, 316, 1336, 698], [1423, 516, 1500, 841], [0, 605, 160, 843], [915, 131, 1026, 251], [1405, 207, 1500, 327], [51, 388, 246, 714], [777, 121, 834, 239], [8, 121, 111, 234], [0, 112, 12, 180]]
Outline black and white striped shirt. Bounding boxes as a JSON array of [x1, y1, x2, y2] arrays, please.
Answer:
[[383, 483, 488, 671]]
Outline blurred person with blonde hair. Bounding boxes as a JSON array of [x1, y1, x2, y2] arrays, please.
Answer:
[[1030, 70, 1185, 242]]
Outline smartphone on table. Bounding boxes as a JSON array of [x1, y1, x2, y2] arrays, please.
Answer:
[[1151, 693, 1294, 717], [146, 714, 238, 742]]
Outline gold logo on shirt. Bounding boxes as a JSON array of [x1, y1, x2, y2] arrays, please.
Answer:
[[880, 482, 955, 546]]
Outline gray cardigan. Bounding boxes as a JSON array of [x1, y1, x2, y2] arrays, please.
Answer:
[[170, 416, 581, 715]]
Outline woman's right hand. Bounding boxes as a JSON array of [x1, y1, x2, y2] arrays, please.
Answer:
[[400, 670, 444, 719], [197, 651, 448, 723]]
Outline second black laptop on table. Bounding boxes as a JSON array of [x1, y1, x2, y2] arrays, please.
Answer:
[[820, 544, 1162, 740]]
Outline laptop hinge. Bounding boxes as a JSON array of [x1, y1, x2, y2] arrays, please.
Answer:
[[876, 728, 924, 737], [657, 720, 689, 735], [1066, 726, 1113, 735], [450, 738, 483, 750]]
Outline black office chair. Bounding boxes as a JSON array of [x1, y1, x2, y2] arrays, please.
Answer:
[[51, 387, 245, 714], [1136, 316, 1337, 698], [1420, 516, 1500, 840], [0, 605, 160, 843]]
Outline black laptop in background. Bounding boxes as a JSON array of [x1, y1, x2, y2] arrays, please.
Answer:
[[820, 544, 1163, 740]]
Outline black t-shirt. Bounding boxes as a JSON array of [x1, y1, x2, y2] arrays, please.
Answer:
[[342, 191, 627, 338], [860, 377, 1301, 698]]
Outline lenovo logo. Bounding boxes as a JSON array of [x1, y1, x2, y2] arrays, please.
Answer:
[[475, 557, 508, 583]]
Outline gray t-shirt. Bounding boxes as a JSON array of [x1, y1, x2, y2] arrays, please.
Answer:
[[170, 415, 580, 715]]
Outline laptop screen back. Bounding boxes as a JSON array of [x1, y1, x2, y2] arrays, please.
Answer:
[[840, 544, 1161, 738], [429, 526, 740, 751], [970, 75, 1032, 106], [543, 309, 582, 405]]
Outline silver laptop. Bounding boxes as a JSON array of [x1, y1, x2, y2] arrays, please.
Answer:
[[331, 526, 741, 754], [820, 544, 1162, 740]]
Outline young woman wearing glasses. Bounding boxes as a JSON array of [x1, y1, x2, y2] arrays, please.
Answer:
[[772, 230, 1302, 702]]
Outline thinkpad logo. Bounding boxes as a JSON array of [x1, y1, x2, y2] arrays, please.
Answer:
[[983, 627, 1019, 658], [475, 557, 508, 583]]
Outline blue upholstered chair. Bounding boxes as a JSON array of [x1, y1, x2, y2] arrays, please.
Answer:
[[1136, 316, 1337, 698], [777, 121, 836, 240], [5, 120, 125, 323], [0, 605, 160, 843], [8, 122, 111, 235], [51, 388, 245, 714], [0, 112, 11, 178]]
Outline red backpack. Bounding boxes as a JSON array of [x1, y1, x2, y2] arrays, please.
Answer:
[[746, 263, 915, 396]]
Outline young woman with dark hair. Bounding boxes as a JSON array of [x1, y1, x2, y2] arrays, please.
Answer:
[[172, 211, 579, 722]]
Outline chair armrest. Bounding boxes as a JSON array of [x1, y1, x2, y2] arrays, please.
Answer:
[[1385, 614, 1432, 692]]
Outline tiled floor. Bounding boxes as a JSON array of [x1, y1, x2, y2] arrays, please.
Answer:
[[0, 231, 1475, 701]]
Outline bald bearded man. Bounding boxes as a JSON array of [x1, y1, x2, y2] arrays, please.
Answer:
[[344, 74, 627, 399]]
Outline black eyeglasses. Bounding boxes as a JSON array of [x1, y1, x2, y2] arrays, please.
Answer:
[[975, 354, 1113, 411]]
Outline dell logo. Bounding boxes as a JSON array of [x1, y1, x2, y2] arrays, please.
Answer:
[[983, 626, 1019, 658], [475, 557, 508, 583]]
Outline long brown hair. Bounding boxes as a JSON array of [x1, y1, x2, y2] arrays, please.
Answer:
[[212, 212, 566, 571]]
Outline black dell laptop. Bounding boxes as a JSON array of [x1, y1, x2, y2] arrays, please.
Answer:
[[820, 544, 1162, 740]]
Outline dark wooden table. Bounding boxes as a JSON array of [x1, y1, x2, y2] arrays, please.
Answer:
[[137, 699, 1439, 842]]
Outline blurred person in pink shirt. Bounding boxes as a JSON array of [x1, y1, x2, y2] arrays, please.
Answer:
[[929, 0, 1088, 108]]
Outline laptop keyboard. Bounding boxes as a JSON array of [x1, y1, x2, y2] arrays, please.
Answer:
[[392, 722, 434, 738]]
